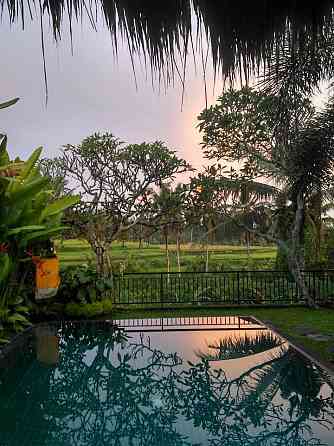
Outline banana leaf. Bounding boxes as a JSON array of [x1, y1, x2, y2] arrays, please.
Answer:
[[41, 195, 80, 220], [20, 147, 43, 180], [21, 226, 68, 243], [7, 177, 49, 203], [7, 225, 45, 235]]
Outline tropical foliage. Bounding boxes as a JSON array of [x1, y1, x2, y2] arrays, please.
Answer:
[[58, 264, 113, 304], [0, 98, 79, 340]]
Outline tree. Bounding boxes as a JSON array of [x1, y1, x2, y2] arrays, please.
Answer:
[[187, 165, 277, 271], [150, 183, 187, 274], [186, 175, 221, 272], [198, 87, 278, 166], [260, 24, 334, 110], [198, 86, 314, 175], [59, 132, 191, 276], [130, 219, 158, 248], [198, 87, 334, 306]]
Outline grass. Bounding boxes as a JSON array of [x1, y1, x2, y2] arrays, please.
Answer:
[[111, 306, 334, 368], [56, 239, 277, 271]]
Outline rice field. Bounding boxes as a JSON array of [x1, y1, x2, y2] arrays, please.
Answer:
[[55, 239, 277, 272]]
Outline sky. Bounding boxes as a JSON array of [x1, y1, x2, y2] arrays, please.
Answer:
[[0, 17, 226, 174], [1, 16, 330, 185]]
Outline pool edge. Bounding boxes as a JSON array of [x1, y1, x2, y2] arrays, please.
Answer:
[[252, 315, 334, 377]]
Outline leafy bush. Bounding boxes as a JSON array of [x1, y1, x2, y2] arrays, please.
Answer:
[[0, 296, 31, 343], [58, 265, 113, 304]]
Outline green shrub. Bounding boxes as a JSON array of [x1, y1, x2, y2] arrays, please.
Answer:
[[0, 296, 30, 342], [58, 265, 113, 304]]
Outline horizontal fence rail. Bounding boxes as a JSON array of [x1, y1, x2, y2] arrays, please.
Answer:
[[106, 270, 334, 307]]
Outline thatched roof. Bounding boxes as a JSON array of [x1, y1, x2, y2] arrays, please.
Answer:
[[4, 1, 334, 83]]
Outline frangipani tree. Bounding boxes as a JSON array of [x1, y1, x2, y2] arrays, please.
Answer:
[[58, 132, 191, 275]]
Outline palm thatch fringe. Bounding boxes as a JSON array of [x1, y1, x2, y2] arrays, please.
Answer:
[[2, 0, 334, 85]]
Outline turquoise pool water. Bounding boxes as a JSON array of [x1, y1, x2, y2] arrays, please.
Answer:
[[0, 316, 334, 445]]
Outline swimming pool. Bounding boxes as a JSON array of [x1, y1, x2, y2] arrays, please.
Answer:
[[0, 316, 333, 445]]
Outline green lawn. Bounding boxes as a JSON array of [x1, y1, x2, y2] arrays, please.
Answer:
[[56, 239, 277, 271], [112, 306, 334, 369]]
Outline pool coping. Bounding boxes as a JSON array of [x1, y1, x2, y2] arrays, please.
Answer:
[[1, 316, 334, 378], [252, 315, 334, 377]]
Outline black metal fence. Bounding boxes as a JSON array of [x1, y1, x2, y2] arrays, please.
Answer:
[[110, 270, 334, 306]]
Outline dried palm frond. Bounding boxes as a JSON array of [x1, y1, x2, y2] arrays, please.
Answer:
[[2, 1, 334, 90]]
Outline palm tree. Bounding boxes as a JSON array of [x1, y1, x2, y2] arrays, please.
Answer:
[[152, 183, 186, 274], [188, 168, 278, 261], [260, 23, 334, 110]]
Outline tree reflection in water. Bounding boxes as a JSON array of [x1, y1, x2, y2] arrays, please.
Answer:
[[0, 322, 334, 446]]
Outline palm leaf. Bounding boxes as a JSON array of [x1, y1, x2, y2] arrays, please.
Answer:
[[196, 331, 284, 361], [22, 225, 68, 243]]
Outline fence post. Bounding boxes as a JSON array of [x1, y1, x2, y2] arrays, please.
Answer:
[[237, 271, 240, 304], [114, 276, 123, 304], [313, 270, 316, 303], [160, 273, 164, 307]]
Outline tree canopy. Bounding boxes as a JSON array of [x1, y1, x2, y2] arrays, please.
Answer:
[[197, 86, 315, 179], [53, 132, 191, 274], [197, 87, 334, 305]]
